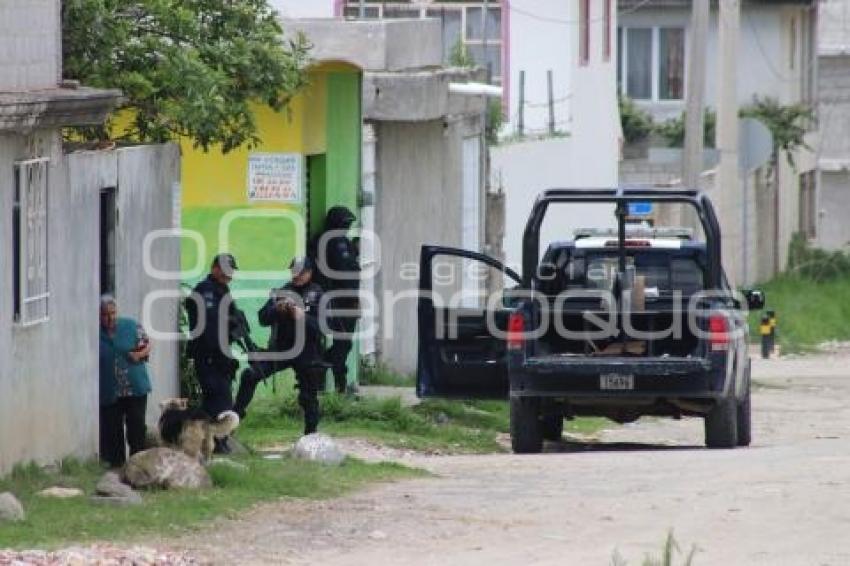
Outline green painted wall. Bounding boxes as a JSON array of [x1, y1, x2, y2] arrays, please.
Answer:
[[324, 70, 362, 387], [325, 71, 362, 220]]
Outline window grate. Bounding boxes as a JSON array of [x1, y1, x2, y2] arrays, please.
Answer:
[[13, 158, 50, 326]]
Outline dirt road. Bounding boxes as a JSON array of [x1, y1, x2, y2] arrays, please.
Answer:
[[167, 354, 850, 565]]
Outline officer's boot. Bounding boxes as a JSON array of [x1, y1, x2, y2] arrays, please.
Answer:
[[333, 370, 347, 395], [298, 371, 321, 435]]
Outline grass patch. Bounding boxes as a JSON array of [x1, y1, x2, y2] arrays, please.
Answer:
[[0, 456, 418, 549], [237, 376, 612, 453], [747, 275, 850, 352], [359, 363, 415, 387]]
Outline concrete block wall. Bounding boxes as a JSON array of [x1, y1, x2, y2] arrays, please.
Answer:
[[0, 141, 181, 476], [0, 0, 60, 91]]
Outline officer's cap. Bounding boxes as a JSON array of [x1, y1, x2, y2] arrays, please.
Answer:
[[212, 253, 239, 273], [289, 256, 315, 277]]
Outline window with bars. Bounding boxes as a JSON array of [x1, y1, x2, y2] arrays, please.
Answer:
[[12, 158, 50, 326], [342, 1, 503, 84]]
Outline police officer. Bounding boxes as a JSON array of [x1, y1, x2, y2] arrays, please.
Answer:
[[186, 253, 242, 453], [233, 257, 327, 435], [311, 206, 360, 394]]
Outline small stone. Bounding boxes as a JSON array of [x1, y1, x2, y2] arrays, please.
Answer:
[[96, 471, 137, 498], [36, 486, 84, 499], [292, 433, 345, 466], [90, 491, 143, 506], [368, 530, 388, 540], [0, 492, 25, 522], [434, 412, 450, 425]]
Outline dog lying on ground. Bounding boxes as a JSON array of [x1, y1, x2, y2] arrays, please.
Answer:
[[158, 398, 240, 462]]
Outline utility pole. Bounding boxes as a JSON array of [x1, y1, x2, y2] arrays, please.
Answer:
[[547, 70, 555, 135], [518, 70, 525, 137], [358, 0, 365, 19], [682, 0, 709, 190], [717, 0, 742, 284]]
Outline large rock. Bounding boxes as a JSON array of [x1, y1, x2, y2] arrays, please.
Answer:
[[0, 492, 25, 522], [292, 433, 345, 466], [124, 447, 212, 490]]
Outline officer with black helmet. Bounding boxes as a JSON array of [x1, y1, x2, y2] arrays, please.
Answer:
[[233, 256, 328, 435], [310, 206, 361, 394], [185, 253, 243, 453]]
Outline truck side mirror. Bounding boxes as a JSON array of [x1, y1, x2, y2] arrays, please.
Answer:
[[744, 289, 765, 310]]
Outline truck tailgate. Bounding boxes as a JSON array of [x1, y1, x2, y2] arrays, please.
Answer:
[[524, 356, 710, 375]]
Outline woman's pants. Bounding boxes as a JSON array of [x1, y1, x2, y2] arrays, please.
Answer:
[[99, 395, 148, 467]]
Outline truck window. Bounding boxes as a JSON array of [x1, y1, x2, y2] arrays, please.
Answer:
[[572, 251, 705, 295]]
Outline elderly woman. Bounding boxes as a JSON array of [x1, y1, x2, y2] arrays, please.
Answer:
[[99, 295, 152, 468]]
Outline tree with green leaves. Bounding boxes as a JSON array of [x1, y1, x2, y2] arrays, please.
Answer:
[[62, 0, 311, 153], [740, 95, 814, 170]]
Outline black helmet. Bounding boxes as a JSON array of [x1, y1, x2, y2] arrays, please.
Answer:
[[289, 256, 315, 277], [325, 206, 356, 230]]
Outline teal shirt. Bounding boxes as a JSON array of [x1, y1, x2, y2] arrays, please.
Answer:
[[99, 317, 152, 406]]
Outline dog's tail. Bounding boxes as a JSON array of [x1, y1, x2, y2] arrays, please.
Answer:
[[210, 410, 240, 438]]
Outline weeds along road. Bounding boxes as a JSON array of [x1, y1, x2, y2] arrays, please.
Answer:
[[169, 354, 850, 565]]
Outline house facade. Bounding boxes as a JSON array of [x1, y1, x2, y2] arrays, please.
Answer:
[[0, 0, 180, 475], [178, 56, 363, 385], [283, 16, 489, 374], [618, 0, 818, 284], [816, 0, 850, 250]]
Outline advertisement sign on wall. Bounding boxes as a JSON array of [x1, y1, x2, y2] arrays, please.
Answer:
[[247, 152, 303, 202]]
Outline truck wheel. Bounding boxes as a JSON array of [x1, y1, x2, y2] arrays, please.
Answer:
[[737, 369, 752, 447], [511, 397, 543, 454], [704, 391, 738, 449], [541, 414, 564, 442]]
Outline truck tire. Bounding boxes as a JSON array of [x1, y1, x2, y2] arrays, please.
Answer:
[[541, 414, 564, 442], [511, 397, 543, 454], [737, 368, 752, 447], [704, 390, 738, 449]]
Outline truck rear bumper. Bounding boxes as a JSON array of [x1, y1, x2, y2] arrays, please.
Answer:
[[511, 355, 720, 398]]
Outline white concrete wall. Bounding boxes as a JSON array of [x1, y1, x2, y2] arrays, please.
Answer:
[[0, 130, 98, 475], [621, 4, 812, 122], [115, 145, 182, 423], [373, 116, 483, 374], [0, 142, 181, 476], [0, 0, 60, 91], [505, 0, 574, 135], [494, 0, 619, 273], [491, 136, 619, 272]]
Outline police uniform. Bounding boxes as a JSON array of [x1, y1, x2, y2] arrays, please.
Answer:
[[312, 206, 360, 394], [233, 273, 327, 434], [186, 273, 239, 418]]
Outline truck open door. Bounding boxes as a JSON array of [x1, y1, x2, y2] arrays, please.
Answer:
[[417, 245, 521, 399]]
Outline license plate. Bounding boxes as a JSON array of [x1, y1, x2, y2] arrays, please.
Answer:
[[600, 373, 635, 390]]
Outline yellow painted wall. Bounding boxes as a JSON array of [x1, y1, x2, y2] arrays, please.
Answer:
[[182, 85, 312, 209]]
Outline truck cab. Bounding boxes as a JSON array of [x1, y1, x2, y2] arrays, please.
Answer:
[[417, 188, 765, 453]]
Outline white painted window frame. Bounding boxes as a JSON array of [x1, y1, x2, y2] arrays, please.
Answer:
[[14, 157, 50, 327], [619, 25, 688, 103]]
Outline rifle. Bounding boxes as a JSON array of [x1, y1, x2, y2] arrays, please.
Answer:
[[229, 307, 260, 355]]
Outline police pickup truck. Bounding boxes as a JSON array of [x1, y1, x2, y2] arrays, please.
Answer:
[[416, 189, 765, 453]]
